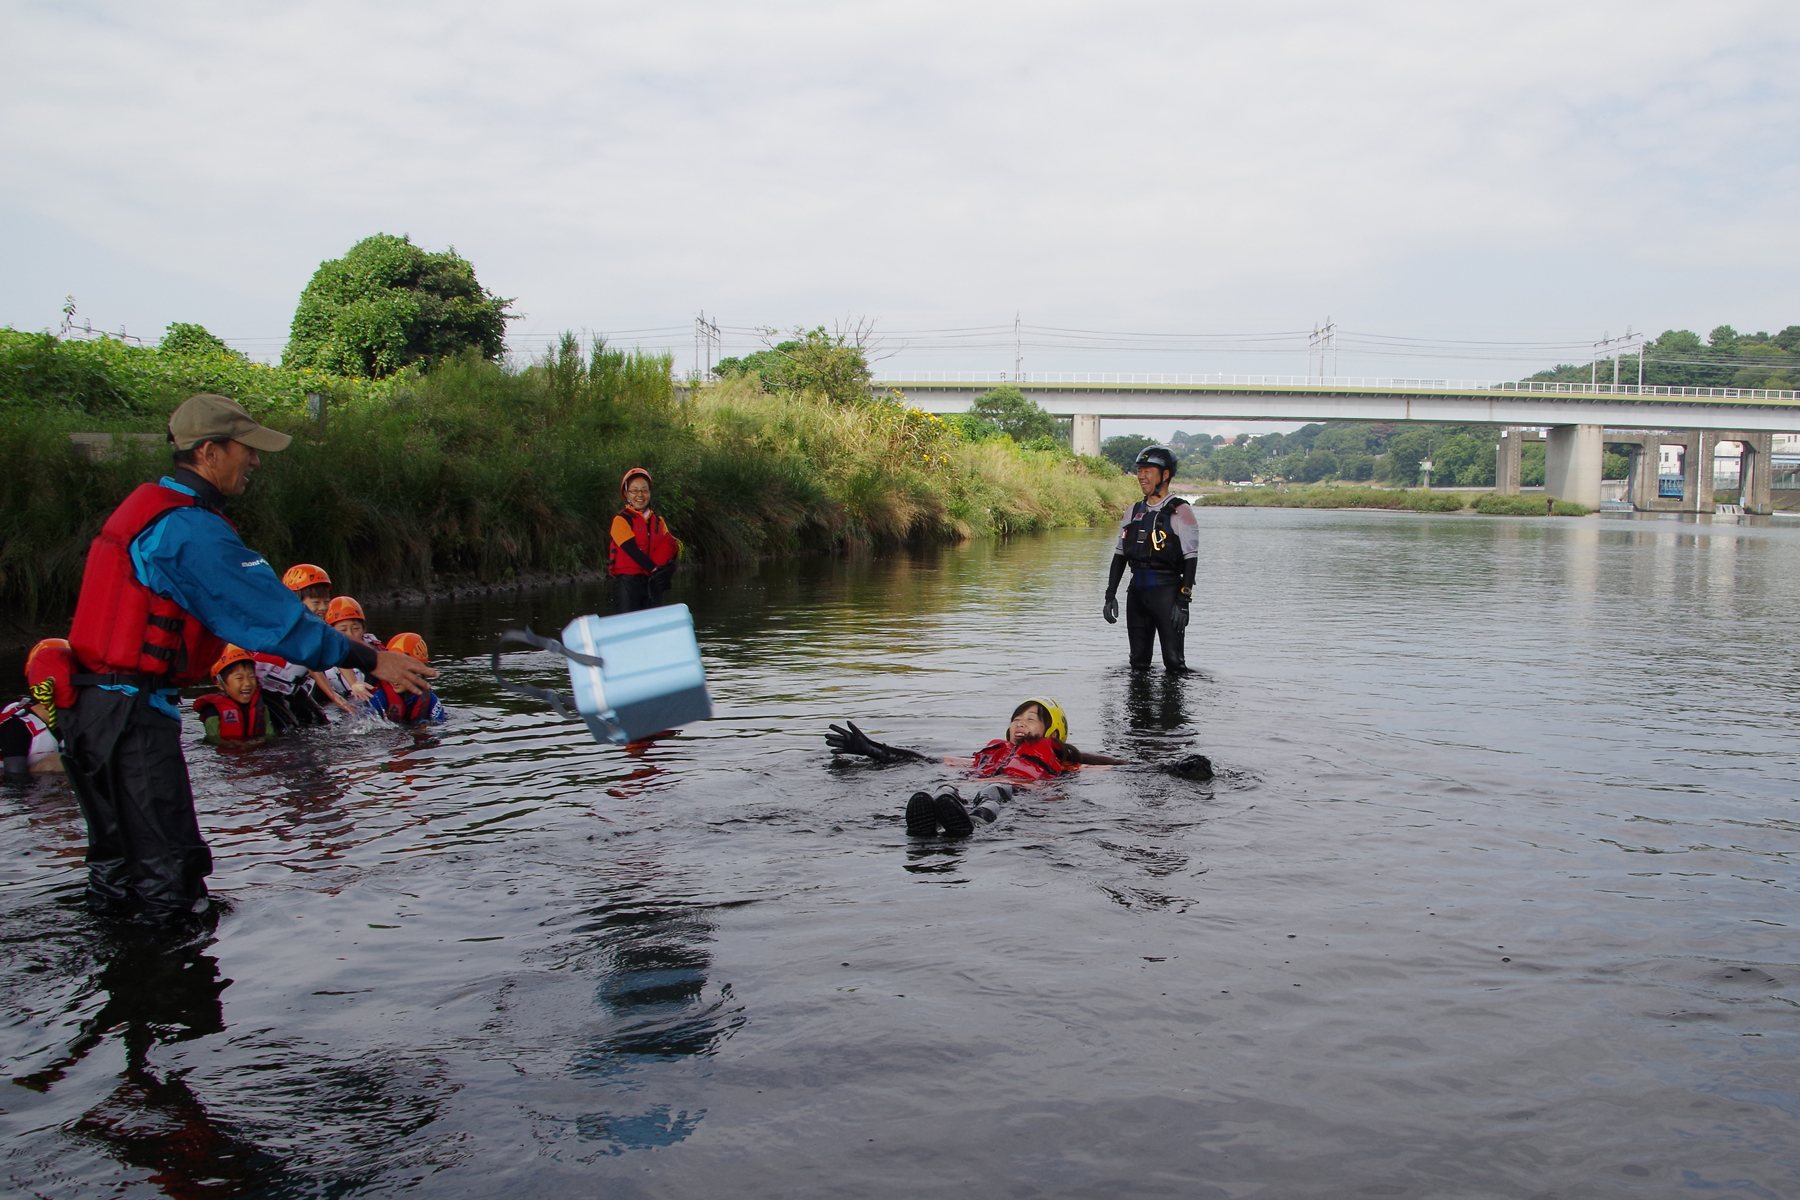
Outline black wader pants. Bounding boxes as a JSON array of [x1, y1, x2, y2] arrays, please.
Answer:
[[264, 688, 327, 731], [62, 687, 210, 919], [612, 573, 667, 614], [1126, 582, 1187, 671]]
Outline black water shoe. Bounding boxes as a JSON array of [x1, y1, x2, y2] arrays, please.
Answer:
[[934, 790, 974, 838], [905, 791, 940, 837]]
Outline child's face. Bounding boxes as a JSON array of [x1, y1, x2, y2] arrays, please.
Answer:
[[220, 661, 259, 705], [299, 584, 331, 616], [1008, 706, 1048, 743], [333, 618, 365, 640]]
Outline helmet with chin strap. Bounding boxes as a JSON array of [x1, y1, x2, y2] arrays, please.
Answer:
[[1011, 697, 1068, 743], [1133, 446, 1178, 477]]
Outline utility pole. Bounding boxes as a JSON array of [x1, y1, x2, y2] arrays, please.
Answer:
[[1014, 312, 1022, 381]]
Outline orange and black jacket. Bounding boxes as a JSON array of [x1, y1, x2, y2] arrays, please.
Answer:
[[608, 508, 679, 577]]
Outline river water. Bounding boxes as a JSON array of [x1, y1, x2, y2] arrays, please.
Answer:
[[4, 508, 1800, 1198]]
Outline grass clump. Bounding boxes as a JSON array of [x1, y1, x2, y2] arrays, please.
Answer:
[[1193, 484, 1591, 517], [1473, 493, 1590, 516]]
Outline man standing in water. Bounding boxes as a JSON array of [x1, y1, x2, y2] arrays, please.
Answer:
[[64, 394, 438, 927], [1101, 446, 1198, 672]]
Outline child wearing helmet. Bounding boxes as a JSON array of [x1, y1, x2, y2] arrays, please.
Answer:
[[364, 633, 448, 725], [192, 646, 275, 743], [1, 639, 76, 779], [250, 564, 338, 729], [825, 697, 1211, 838], [313, 596, 378, 709]]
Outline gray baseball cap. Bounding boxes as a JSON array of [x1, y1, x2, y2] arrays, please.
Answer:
[[167, 394, 292, 452]]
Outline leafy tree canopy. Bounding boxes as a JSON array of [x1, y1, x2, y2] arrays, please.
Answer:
[[160, 322, 243, 359], [969, 385, 1062, 443], [1102, 433, 1156, 472], [715, 327, 872, 404], [283, 234, 513, 379]]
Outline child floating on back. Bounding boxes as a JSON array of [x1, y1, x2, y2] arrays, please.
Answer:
[[825, 697, 1211, 838], [193, 646, 274, 743], [364, 633, 447, 725]]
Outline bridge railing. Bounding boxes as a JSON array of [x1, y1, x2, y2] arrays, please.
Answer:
[[869, 371, 1800, 402]]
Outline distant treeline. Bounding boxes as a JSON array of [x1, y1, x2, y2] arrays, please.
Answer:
[[1529, 325, 1800, 392], [1101, 423, 1619, 489]]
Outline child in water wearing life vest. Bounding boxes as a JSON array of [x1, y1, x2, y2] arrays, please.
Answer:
[[315, 595, 378, 709], [193, 646, 275, 743], [270, 563, 348, 721], [1, 638, 76, 780], [363, 634, 447, 725], [827, 698, 1210, 838]]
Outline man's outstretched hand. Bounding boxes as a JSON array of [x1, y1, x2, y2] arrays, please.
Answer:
[[826, 721, 929, 764], [371, 650, 439, 696]]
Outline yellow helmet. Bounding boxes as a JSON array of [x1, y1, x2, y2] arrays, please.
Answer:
[[1012, 697, 1068, 743]]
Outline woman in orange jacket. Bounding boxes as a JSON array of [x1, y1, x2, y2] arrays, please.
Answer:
[[609, 467, 680, 613]]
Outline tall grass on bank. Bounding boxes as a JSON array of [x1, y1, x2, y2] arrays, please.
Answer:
[[1194, 485, 1591, 517], [0, 338, 1134, 619]]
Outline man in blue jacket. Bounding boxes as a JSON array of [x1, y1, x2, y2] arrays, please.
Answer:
[[64, 393, 437, 928]]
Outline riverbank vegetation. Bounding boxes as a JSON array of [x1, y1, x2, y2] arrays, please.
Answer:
[[0, 329, 1130, 618], [1192, 484, 1590, 517]]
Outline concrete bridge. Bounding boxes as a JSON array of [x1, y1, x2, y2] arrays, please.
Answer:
[[876, 373, 1800, 513]]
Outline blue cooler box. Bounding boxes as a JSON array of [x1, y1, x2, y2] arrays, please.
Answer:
[[561, 605, 713, 744]]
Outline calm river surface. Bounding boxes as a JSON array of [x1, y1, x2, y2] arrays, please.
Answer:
[[5, 508, 1800, 1198]]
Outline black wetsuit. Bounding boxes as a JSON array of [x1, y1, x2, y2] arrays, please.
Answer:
[[1108, 496, 1197, 671]]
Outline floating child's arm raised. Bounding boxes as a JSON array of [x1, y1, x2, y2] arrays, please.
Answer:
[[825, 721, 933, 764]]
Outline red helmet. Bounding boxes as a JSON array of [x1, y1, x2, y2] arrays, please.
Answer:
[[282, 563, 331, 591], [620, 467, 653, 500], [25, 639, 77, 712], [211, 645, 255, 679], [386, 632, 429, 663], [325, 596, 366, 626]]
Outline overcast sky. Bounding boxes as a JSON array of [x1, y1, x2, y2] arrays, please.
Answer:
[[5, 0, 1798, 423]]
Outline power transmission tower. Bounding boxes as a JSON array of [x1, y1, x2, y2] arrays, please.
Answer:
[[694, 312, 721, 380], [1014, 312, 1023, 381], [1309, 317, 1336, 383]]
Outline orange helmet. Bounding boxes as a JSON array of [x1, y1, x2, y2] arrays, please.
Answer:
[[282, 563, 331, 591], [386, 632, 429, 663], [24, 638, 77, 715], [211, 645, 255, 678], [620, 467, 653, 500], [325, 596, 366, 625], [25, 637, 69, 680]]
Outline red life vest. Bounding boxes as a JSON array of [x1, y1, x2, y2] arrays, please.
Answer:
[[376, 681, 435, 724], [68, 482, 229, 687], [193, 693, 265, 740], [608, 508, 678, 577], [971, 737, 1068, 781]]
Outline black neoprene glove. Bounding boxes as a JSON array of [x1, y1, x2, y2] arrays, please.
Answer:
[[1104, 553, 1127, 623], [1172, 557, 1196, 631], [1158, 753, 1213, 781], [825, 722, 931, 764]]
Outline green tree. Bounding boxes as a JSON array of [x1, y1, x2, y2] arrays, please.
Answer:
[[1208, 444, 1258, 482], [160, 322, 242, 358], [1102, 433, 1155, 472], [714, 327, 871, 404], [970, 385, 1061, 442], [283, 234, 513, 379]]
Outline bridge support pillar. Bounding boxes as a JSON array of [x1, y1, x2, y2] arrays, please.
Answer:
[[1072, 414, 1102, 458], [1544, 424, 1602, 510], [1740, 432, 1773, 514], [1625, 440, 1659, 510], [1495, 428, 1523, 495]]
